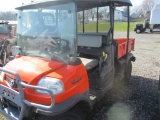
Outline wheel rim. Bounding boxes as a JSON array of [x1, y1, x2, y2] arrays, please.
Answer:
[[136, 29, 140, 33]]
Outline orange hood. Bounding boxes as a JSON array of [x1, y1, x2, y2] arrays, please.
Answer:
[[4, 56, 64, 83]]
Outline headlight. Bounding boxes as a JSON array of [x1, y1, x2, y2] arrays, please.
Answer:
[[37, 77, 64, 95]]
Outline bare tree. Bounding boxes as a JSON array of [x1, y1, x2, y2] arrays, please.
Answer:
[[98, 12, 103, 20], [77, 12, 83, 20], [0, 11, 17, 20], [141, 0, 155, 14], [123, 6, 128, 13], [89, 8, 96, 21], [84, 10, 90, 20], [78, 6, 109, 22]]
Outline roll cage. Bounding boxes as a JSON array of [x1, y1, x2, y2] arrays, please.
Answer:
[[16, 0, 132, 62], [16, 0, 132, 11]]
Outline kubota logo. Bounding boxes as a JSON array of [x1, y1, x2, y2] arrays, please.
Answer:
[[71, 76, 82, 84]]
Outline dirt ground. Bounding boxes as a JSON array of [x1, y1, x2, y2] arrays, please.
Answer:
[[86, 32, 160, 120]]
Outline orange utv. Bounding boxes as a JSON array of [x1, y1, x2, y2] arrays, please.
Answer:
[[0, 0, 135, 120]]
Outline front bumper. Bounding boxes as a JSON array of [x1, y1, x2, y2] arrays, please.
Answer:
[[0, 67, 54, 120]]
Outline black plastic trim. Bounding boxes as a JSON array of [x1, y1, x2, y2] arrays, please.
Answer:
[[34, 90, 92, 116], [69, 58, 82, 65]]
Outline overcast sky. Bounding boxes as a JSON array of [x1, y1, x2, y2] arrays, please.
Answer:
[[0, 0, 144, 11]]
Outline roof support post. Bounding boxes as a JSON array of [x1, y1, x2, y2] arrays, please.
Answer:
[[110, 2, 114, 41], [96, 7, 99, 33], [126, 6, 130, 56], [83, 10, 84, 33], [56, 9, 58, 28]]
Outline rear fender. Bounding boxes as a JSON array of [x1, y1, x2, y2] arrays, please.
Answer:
[[126, 53, 136, 62]]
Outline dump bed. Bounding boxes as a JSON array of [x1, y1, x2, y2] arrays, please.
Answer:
[[115, 38, 135, 59]]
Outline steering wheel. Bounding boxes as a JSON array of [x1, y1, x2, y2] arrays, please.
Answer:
[[39, 37, 70, 57], [49, 37, 70, 53]]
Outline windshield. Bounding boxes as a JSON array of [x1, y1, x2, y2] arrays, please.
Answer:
[[0, 23, 9, 34], [17, 2, 76, 64]]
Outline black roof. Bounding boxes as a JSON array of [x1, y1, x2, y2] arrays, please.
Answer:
[[16, 0, 132, 11]]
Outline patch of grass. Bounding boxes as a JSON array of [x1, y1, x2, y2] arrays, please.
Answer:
[[78, 21, 110, 32], [0, 113, 9, 120], [78, 21, 143, 32]]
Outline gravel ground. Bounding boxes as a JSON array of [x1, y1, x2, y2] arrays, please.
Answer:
[[0, 32, 159, 120], [86, 32, 160, 120]]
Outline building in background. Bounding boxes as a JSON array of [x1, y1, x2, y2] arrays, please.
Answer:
[[106, 9, 128, 22]]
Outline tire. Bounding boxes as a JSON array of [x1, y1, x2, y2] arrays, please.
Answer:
[[124, 60, 132, 83], [136, 29, 141, 33], [158, 74, 160, 114], [159, 91, 160, 113], [36, 107, 85, 120]]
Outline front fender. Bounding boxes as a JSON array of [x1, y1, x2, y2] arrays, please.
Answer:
[[34, 90, 91, 116]]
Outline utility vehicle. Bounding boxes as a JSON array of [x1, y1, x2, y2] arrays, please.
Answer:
[[134, 4, 160, 33], [0, 0, 135, 120]]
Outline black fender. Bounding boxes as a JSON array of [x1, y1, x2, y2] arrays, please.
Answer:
[[114, 53, 135, 82], [126, 53, 136, 62], [34, 90, 92, 116], [115, 53, 136, 68]]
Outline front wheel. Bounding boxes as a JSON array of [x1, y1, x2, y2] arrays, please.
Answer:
[[36, 107, 85, 120]]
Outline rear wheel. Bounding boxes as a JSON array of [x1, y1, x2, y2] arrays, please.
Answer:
[[159, 90, 160, 112], [124, 60, 132, 83], [136, 29, 141, 33], [158, 74, 160, 114], [36, 107, 85, 120]]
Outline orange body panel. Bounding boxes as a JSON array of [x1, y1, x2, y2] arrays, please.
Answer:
[[115, 38, 135, 59], [0, 56, 89, 105]]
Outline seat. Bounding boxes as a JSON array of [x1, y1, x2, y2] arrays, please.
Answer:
[[79, 57, 98, 70], [78, 35, 102, 48], [77, 34, 103, 70]]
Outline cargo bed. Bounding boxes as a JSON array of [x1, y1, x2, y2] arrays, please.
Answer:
[[115, 38, 135, 59]]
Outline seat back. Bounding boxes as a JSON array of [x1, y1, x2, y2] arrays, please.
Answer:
[[78, 35, 102, 48], [77, 34, 105, 58]]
